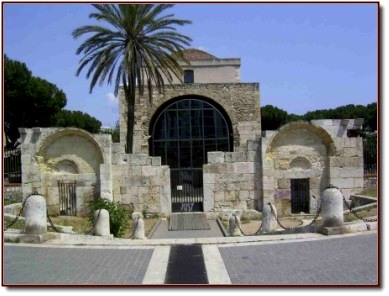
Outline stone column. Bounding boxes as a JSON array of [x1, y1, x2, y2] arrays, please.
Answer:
[[24, 195, 47, 235], [262, 203, 277, 233], [228, 214, 242, 237], [94, 209, 111, 237], [133, 219, 146, 240], [321, 186, 344, 227]]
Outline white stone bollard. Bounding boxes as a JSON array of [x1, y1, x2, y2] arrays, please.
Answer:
[[229, 214, 242, 237], [133, 217, 146, 239], [321, 186, 344, 227], [24, 195, 47, 235], [262, 203, 277, 233], [94, 209, 111, 237]]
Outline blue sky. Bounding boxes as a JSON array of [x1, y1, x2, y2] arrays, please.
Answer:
[[3, 2, 378, 127]]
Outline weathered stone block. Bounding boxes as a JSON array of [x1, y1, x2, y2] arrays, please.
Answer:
[[234, 162, 255, 174], [207, 152, 225, 164]]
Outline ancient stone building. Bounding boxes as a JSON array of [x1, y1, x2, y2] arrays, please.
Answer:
[[19, 49, 364, 218]]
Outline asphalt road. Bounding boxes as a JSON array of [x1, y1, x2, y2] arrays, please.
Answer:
[[3, 232, 378, 286]]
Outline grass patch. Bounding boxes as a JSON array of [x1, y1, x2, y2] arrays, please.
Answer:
[[344, 207, 377, 222], [50, 216, 91, 234], [4, 216, 24, 230], [358, 187, 377, 198]]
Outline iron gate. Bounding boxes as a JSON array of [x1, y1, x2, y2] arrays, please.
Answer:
[[171, 169, 203, 212], [58, 181, 77, 216], [291, 178, 310, 214]]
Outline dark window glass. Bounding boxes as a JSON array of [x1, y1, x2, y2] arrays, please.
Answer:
[[180, 141, 191, 168], [184, 70, 194, 83], [166, 111, 178, 139], [151, 98, 232, 169], [192, 140, 204, 168]]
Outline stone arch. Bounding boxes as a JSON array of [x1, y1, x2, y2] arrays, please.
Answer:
[[37, 128, 104, 174], [149, 94, 234, 142], [289, 157, 311, 170], [264, 121, 334, 216], [266, 121, 336, 156]]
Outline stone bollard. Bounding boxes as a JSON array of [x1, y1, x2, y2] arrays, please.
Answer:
[[132, 214, 146, 240], [321, 186, 344, 227], [229, 214, 242, 237], [262, 203, 277, 233], [24, 195, 47, 235], [94, 209, 111, 237]]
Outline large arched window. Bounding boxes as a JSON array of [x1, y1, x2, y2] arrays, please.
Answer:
[[150, 97, 233, 212], [150, 97, 232, 169]]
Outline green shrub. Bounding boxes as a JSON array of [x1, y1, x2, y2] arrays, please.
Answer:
[[88, 199, 130, 238]]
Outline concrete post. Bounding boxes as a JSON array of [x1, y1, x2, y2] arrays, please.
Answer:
[[24, 195, 47, 235], [262, 203, 277, 233], [228, 214, 242, 237], [133, 217, 146, 239], [94, 209, 111, 237], [321, 186, 344, 227]]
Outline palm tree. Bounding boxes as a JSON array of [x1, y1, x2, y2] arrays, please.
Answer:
[[73, 4, 192, 153]]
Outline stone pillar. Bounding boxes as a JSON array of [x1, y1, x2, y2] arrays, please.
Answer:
[[321, 186, 344, 227], [133, 216, 146, 240], [228, 214, 242, 237], [94, 209, 111, 237], [24, 195, 47, 235], [262, 203, 277, 233]]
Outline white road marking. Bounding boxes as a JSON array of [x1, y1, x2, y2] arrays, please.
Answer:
[[142, 246, 170, 284], [202, 245, 231, 284]]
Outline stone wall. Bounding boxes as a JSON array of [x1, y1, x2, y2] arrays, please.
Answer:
[[119, 83, 261, 154], [111, 144, 171, 216], [317, 119, 364, 199], [203, 140, 261, 215], [261, 119, 364, 216], [19, 128, 112, 216]]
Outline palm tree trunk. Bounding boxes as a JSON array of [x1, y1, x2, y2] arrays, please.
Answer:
[[126, 93, 135, 154], [124, 70, 136, 154]]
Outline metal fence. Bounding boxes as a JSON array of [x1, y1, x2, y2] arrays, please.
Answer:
[[4, 148, 22, 183], [363, 137, 377, 175]]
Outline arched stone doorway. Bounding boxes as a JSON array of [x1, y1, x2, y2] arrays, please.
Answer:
[[150, 96, 233, 212]]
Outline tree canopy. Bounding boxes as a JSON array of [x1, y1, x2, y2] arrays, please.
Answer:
[[73, 4, 192, 153], [4, 55, 67, 145], [261, 103, 377, 132], [53, 110, 102, 134], [4, 55, 103, 146]]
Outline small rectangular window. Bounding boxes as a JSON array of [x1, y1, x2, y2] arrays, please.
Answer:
[[184, 70, 194, 83]]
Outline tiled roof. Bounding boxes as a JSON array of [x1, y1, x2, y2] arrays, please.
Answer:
[[182, 48, 217, 61]]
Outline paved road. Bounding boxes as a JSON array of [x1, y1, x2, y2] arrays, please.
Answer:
[[3, 233, 378, 285], [219, 233, 378, 285]]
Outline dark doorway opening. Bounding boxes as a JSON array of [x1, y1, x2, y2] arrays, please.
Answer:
[[291, 178, 310, 214], [150, 97, 232, 212]]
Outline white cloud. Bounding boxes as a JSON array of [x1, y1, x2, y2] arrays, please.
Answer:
[[106, 92, 118, 104]]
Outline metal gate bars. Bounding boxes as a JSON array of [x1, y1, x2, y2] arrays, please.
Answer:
[[171, 169, 203, 212], [58, 181, 77, 216]]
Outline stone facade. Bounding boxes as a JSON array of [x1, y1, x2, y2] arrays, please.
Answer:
[[120, 83, 261, 154], [262, 119, 364, 215], [18, 49, 365, 218], [111, 144, 171, 215], [19, 127, 112, 216]]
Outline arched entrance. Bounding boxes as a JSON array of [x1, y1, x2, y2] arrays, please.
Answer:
[[150, 96, 233, 212]]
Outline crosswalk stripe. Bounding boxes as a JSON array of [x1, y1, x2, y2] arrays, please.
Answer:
[[202, 245, 232, 284], [142, 246, 170, 284]]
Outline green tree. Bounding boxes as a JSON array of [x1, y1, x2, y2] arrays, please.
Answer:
[[261, 105, 289, 131], [4, 55, 67, 145], [53, 110, 102, 134], [73, 4, 192, 153]]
